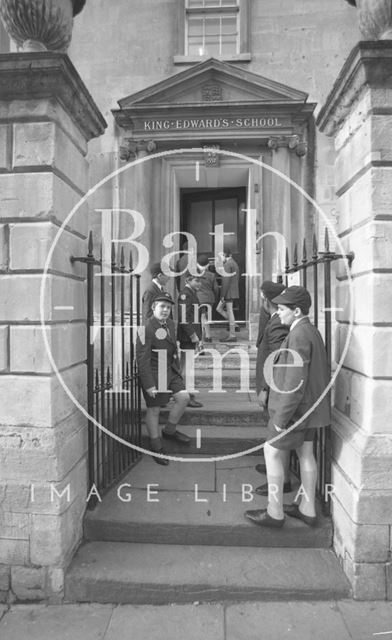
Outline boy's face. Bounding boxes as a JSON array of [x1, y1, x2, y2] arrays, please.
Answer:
[[277, 304, 297, 326], [189, 277, 202, 291], [152, 301, 172, 321]]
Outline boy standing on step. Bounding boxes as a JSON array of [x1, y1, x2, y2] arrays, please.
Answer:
[[136, 292, 191, 466], [178, 273, 204, 408], [245, 286, 330, 528]]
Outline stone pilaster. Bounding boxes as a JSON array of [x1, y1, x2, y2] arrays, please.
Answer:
[[317, 41, 392, 600], [0, 52, 106, 602]]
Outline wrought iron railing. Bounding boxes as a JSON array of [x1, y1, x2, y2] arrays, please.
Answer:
[[72, 233, 142, 508], [282, 229, 354, 514]]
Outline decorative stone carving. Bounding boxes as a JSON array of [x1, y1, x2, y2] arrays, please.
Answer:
[[267, 136, 308, 156], [203, 145, 220, 167], [0, 0, 86, 52], [202, 83, 223, 101], [119, 139, 157, 162], [345, 0, 392, 40]]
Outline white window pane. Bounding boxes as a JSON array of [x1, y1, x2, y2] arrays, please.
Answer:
[[188, 42, 203, 55], [188, 17, 204, 36], [205, 17, 220, 35], [222, 16, 237, 34], [222, 36, 237, 56], [204, 0, 220, 7], [204, 38, 220, 56], [187, 0, 204, 7]]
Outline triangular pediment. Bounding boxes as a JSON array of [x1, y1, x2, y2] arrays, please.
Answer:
[[117, 58, 308, 108]]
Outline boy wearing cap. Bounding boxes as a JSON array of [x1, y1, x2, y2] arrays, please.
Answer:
[[246, 285, 330, 528], [136, 293, 191, 466], [142, 262, 170, 322], [254, 281, 290, 496], [178, 274, 204, 408]]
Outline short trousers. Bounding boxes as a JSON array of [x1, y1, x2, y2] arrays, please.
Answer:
[[142, 371, 186, 408], [267, 420, 316, 451]]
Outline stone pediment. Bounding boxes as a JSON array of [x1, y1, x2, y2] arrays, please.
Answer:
[[117, 58, 308, 109]]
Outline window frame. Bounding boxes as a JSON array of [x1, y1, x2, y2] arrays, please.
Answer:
[[175, 0, 250, 65]]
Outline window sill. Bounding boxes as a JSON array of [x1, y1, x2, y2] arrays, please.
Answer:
[[173, 53, 251, 65]]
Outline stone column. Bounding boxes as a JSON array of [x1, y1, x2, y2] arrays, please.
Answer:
[[317, 41, 392, 600], [0, 53, 106, 602]]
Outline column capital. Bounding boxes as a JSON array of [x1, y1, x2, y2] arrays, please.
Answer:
[[0, 53, 106, 142], [267, 135, 307, 157], [317, 41, 392, 136], [119, 138, 157, 162]]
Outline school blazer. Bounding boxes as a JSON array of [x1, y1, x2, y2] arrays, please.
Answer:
[[267, 317, 331, 431], [256, 313, 289, 396], [136, 317, 181, 391]]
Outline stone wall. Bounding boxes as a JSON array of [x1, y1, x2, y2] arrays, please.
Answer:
[[0, 53, 106, 601], [318, 42, 392, 601]]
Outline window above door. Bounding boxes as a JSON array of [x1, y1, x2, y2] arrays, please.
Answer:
[[175, 0, 251, 65]]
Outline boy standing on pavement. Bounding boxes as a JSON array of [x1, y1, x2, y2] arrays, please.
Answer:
[[217, 249, 240, 343]]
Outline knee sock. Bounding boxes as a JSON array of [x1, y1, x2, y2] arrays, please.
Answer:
[[162, 421, 177, 435]]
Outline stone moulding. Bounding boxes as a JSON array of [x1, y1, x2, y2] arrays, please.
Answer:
[[0, 0, 87, 52], [0, 52, 107, 142], [316, 41, 392, 136]]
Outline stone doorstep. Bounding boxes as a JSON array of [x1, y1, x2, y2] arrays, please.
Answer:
[[64, 542, 350, 605]]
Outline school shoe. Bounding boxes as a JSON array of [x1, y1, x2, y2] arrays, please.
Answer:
[[162, 429, 191, 444], [255, 481, 293, 496], [284, 504, 317, 527], [255, 462, 266, 474], [245, 509, 285, 528], [151, 448, 170, 466]]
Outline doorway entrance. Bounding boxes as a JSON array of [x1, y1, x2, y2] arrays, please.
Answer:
[[180, 187, 246, 319]]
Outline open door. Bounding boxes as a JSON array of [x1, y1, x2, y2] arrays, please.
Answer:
[[181, 187, 246, 320]]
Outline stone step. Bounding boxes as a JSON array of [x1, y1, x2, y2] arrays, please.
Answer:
[[65, 542, 350, 605], [194, 351, 257, 369], [84, 456, 332, 549], [141, 424, 266, 455], [194, 369, 256, 389], [154, 401, 262, 426]]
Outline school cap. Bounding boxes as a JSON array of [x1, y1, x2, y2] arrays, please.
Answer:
[[260, 281, 286, 302], [272, 285, 312, 313]]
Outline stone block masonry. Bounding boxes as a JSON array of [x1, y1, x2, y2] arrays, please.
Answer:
[[317, 42, 392, 600], [0, 53, 106, 602]]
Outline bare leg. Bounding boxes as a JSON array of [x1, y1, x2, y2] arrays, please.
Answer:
[[264, 442, 285, 520], [167, 390, 190, 425], [226, 301, 235, 337], [145, 406, 161, 450], [295, 440, 317, 518]]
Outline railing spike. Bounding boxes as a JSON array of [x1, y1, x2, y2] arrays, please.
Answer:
[[324, 227, 330, 252], [111, 242, 116, 265], [129, 250, 133, 271], [302, 238, 307, 262], [106, 366, 111, 385], [120, 246, 125, 269], [285, 247, 290, 270], [312, 233, 318, 258], [293, 243, 298, 267], [88, 231, 94, 257], [95, 369, 99, 389]]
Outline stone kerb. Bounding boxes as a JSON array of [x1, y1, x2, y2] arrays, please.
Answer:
[[0, 53, 106, 602], [317, 42, 392, 600]]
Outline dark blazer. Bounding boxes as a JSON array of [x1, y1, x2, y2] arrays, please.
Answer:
[[220, 256, 239, 300], [177, 285, 202, 347], [267, 317, 331, 431], [256, 306, 271, 348], [142, 281, 164, 322], [256, 312, 289, 396], [136, 317, 181, 391]]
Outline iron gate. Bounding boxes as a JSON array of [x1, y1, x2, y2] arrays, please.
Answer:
[[72, 233, 142, 508], [281, 229, 354, 513]]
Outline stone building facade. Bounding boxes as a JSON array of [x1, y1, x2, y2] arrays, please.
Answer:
[[0, 0, 391, 601]]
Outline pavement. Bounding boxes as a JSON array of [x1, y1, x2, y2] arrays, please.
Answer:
[[1, 601, 392, 639]]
